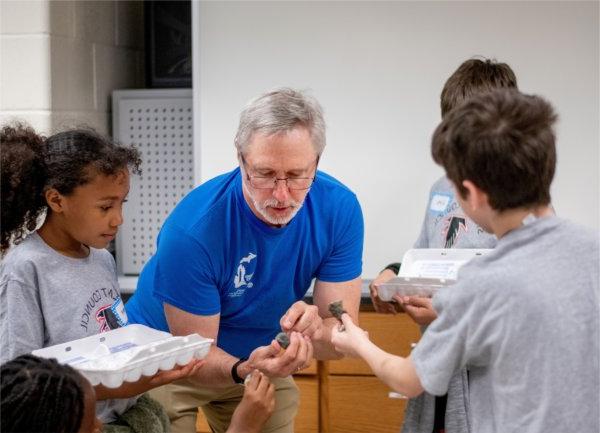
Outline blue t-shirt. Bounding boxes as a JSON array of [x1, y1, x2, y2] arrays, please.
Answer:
[[126, 168, 363, 358]]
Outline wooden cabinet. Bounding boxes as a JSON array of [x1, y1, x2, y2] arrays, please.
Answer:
[[293, 375, 319, 433], [325, 375, 408, 433], [196, 407, 211, 433], [321, 312, 421, 433], [196, 312, 421, 433]]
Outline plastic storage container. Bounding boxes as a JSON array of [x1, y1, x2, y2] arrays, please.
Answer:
[[376, 248, 491, 301], [32, 324, 212, 388]]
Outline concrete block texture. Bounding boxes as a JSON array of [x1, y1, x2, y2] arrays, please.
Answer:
[[50, 36, 94, 111], [74, 0, 115, 45], [52, 110, 110, 136], [0, 110, 109, 137], [0, 0, 144, 136], [94, 44, 142, 112], [0, 111, 52, 135], [0, 0, 50, 35], [116, 1, 144, 49], [0, 36, 51, 110], [0, 1, 73, 37]]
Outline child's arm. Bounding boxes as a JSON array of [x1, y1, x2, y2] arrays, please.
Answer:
[[331, 314, 424, 398], [227, 370, 275, 433], [95, 358, 204, 400]]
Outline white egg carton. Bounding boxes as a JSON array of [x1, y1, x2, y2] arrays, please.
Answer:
[[376, 248, 491, 301], [32, 324, 213, 388]]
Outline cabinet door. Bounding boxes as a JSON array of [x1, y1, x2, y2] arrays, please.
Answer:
[[295, 376, 319, 433], [326, 375, 408, 433], [328, 312, 421, 375], [196, 408, 211, 433]]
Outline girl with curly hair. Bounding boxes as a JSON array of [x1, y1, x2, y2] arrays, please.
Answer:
[[0, 124, 275, 433], [0, 124, 204, 432]]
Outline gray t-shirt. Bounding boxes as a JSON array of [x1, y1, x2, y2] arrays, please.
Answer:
[[403, 175, 496, 433], [411, 216, 599, 433], [0, 232, 136, 423], [414, 176, 497, 249]]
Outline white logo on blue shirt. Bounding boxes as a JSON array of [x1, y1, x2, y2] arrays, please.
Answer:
[[231, 252, 257, 297]]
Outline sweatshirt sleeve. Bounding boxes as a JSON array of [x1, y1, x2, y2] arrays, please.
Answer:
[[0, 276, 45, 363]]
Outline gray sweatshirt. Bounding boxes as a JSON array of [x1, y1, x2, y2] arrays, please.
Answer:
[[412, 216, 599, 433], [0, 232, 136, 423]]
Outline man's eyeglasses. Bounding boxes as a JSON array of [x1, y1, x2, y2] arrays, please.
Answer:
[[240, 155, 318, 190]]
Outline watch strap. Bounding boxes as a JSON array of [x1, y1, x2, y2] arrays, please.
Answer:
[[231, 357, 247, 384]]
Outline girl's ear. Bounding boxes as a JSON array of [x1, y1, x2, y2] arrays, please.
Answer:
[[45, 188, 65, 213]]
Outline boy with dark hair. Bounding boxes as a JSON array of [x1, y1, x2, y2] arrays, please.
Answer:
[[334, 89, 599, 433], [370, 58, 518, 433], [439, 58, 517, 117]]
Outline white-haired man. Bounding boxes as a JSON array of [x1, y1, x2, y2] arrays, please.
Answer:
[[126, 88, 364, 433]]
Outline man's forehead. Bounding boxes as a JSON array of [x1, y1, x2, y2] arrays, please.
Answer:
[[244, 129, 318, 169], [245, 155, 316, 173]]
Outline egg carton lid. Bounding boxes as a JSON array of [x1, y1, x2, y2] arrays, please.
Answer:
[[376, 248, 491, 301], [32, 324, 213, 388]]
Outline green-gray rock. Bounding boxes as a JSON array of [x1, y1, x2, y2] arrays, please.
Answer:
[[328, 300, 346, 321], [276, 332, 290, 349]]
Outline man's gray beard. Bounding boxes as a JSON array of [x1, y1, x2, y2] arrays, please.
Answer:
[[250, 194, 303, 226]]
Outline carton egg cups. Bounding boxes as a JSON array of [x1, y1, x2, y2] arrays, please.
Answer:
[[81, 341, 210, 388]]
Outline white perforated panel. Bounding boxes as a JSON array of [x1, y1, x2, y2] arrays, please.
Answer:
[[112, 89, 194, 275]]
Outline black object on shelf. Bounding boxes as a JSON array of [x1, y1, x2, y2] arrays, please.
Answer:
[[145, 1, 192, 88]]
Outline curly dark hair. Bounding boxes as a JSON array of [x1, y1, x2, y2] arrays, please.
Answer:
[[1, 124, 142, 253], [1, 354, 87, 433]]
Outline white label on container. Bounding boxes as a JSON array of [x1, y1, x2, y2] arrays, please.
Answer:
[[412, 260, 465, 279], [109, 342, 138, 353], [64, 356, 89, 365]]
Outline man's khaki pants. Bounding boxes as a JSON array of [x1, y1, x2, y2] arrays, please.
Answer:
[[149, 376, 299, 433]]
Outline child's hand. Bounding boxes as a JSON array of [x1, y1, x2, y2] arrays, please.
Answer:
[[370, 270, 403, 314], [145, 358, 205, 388], [95, 358, 204, 400], [394, 295, 437, 326], [228, 370, 275, 433], [331, 313, 370, 358]]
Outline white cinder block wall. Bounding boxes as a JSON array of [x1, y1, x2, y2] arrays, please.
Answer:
[[0, 0, 144, 135]]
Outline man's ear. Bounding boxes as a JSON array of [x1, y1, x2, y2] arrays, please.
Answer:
[[461, 180, 489, 211], [45, 188, 65, 213]]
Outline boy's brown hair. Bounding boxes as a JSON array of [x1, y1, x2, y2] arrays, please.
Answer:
[[432, 89, 557, 211], [441, 58, 518, 117]]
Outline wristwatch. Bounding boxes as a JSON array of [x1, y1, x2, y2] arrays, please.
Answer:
[[231, 358, 247, 384], [383, 262, 401, 275]]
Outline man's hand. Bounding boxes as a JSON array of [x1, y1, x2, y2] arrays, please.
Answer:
[[228, 370, 275, 433], [394, 295, 437, 326], [331, 314, 370, 358], [95, 358, 204, 400], [280, 301, 324, 340], [370, 269, 404, 314], [245, 332, 313, 377]]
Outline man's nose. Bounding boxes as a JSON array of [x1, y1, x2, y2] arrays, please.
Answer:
[[272, 179, 290, 202]]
